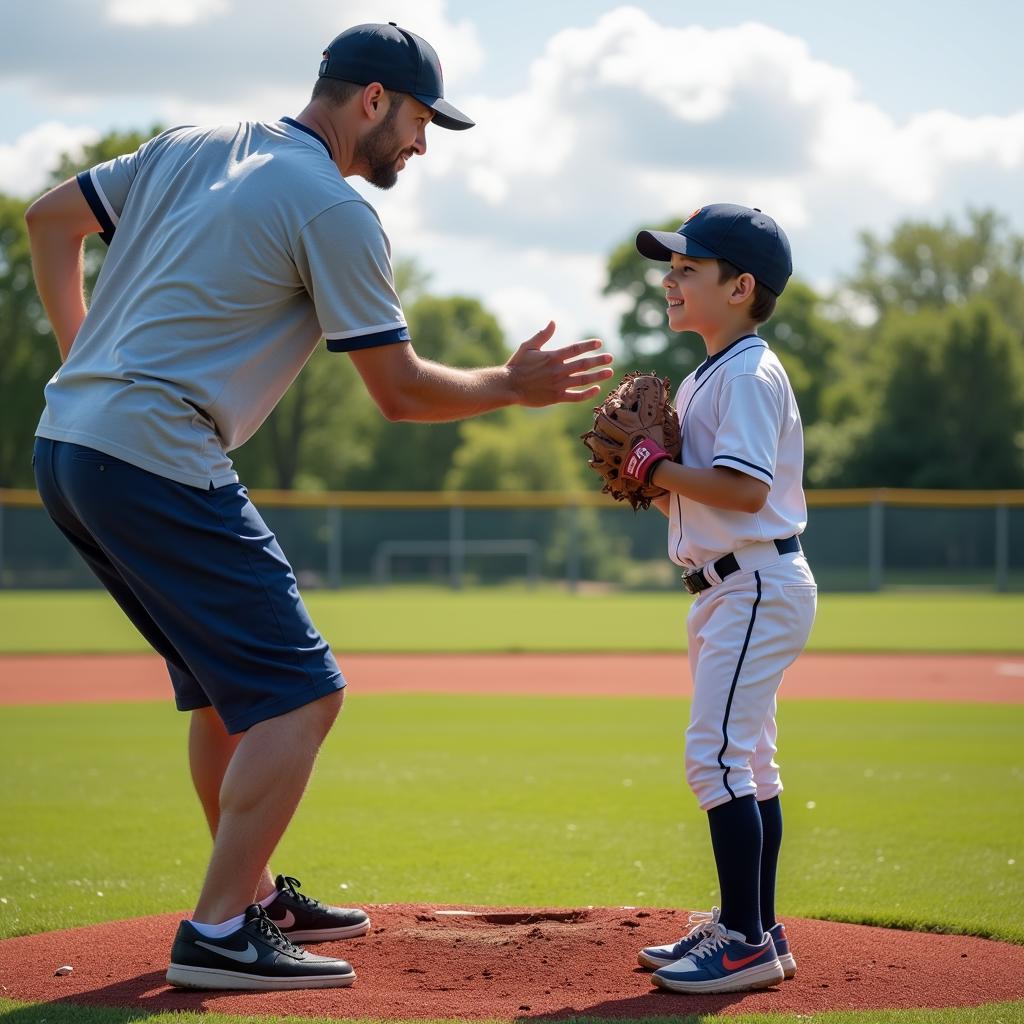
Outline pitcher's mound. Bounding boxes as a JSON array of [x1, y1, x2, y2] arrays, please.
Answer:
[[3, 904, 1023, 1019]]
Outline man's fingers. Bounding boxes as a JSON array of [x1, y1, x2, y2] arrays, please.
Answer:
[[564, 352, 614, 372], [519, 320, 557, 351], [561, 384, 604, 401], [566, 367, 615, 387]]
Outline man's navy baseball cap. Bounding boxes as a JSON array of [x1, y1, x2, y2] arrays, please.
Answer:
[[319, 22, 474, 131], [636, 204, 793, 295]]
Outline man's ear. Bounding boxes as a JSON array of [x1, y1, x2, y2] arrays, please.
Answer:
[[362, 82, 386, 119]]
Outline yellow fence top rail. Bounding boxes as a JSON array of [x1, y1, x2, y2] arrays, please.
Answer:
[[3, 488, 1024, 509]]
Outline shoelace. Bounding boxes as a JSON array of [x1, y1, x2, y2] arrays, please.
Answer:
[[686, 922, 732, 961], [250, 905, 304, 954], [280, 875, 323, 910], [669, 908, 716, 949]]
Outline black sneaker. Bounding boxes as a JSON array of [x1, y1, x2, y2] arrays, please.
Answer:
[[166, 904, 356, 990], [264, 874, 371, 942]]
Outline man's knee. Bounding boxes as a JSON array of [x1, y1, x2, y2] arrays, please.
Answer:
[[308, 688, 344, 737]]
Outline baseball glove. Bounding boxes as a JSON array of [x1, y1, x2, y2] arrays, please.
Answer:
[[581, 372, 681, 510]]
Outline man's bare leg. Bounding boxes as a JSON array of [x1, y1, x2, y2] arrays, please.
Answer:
[[190, 690, 343, 924], [189, 706, 275, 903]]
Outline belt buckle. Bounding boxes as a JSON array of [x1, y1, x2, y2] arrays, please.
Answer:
[[681, 568, 708, 595]]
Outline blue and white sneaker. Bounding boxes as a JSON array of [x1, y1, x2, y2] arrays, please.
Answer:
[[651, 917, 784, 994], [768, 921, 797, 979], [637, 909, 717, 970]]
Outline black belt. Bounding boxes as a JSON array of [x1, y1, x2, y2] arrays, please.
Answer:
[[682, 536, 801, 595]]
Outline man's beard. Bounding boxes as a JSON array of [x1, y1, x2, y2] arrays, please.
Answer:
[[357, 103, 411, 190]]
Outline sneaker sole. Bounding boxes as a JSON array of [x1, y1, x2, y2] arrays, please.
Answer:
[[166, 964, 356, 991], [281, 919, 371, 943], [638, 950, 677, 970], [778, 952, 797, 979], [653, 959, 785, 994]]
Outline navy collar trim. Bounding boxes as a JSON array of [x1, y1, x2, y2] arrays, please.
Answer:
[[281, 117, 333, 160], [695, 334, 763, 381]]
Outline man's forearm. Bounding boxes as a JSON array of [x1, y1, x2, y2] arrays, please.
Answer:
[[382, 358, 517, 422]]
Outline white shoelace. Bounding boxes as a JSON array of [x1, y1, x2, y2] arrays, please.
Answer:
[[687, 922, 733, 960]]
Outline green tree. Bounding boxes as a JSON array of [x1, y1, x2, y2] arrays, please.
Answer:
[[343, 293, 508, 491], [843, 298, 1024, 488], [444, 406, 586, 491], [850, 209, 1024, 327]]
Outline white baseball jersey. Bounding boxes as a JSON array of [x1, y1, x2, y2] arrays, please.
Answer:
[[37, 119, 408, 489], [664, 333, 817, 811], [668, 335, 807, 568]]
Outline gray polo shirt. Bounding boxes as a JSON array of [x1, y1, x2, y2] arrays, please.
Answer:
[[36, 118, 410, 489]]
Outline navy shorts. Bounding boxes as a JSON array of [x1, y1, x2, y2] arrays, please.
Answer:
[[33, 438, 344, 733]]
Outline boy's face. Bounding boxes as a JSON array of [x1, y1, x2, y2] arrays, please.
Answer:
[[662, 254, 729, 334], [662, 253, 755, 335]]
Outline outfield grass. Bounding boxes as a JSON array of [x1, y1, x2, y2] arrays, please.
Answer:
[[1, 1000, 1022, 1024], [1, 589, 1023, 654], [2, 697, 1021, 945]]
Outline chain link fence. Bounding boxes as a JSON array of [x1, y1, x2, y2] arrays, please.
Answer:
[[2, 489, 1022, 592]]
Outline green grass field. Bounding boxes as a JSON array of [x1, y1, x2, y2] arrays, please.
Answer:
[[2, 697, 1022, 942], [2, 589, 1024, 653], [2, 589, 1022, 1024]]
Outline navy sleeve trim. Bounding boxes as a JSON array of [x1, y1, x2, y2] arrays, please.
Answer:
[[76, 171, 115, 246], [326, 326, 411, 352], [714, 454, 774, 481]]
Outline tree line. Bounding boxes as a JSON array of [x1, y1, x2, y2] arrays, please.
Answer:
[[2, 129, 1023, 492]]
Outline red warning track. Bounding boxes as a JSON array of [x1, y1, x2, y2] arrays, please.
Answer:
[[2, 652, 1023, 705]]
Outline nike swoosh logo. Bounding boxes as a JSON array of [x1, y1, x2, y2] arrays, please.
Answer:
[[722, 947, 770, 971], [195, 940, 259, 964], [276, 910, 296, 929]]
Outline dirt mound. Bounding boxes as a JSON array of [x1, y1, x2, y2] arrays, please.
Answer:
[[2, 904, 1022, 1019]]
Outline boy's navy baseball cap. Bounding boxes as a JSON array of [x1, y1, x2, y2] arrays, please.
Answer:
[[636, 204, 793, 295], [319, 22, 474, 131]]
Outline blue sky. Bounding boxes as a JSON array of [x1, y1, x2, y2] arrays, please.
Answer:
[[2, 1, 1020, 349]]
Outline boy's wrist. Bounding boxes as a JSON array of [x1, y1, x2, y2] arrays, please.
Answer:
[[624, 437, 671, 486]]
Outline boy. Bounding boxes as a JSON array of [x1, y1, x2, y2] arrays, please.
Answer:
[[624, 204, 817, 994]]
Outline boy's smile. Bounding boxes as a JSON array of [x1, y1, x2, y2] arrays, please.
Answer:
[[663, 254, 722, 333]]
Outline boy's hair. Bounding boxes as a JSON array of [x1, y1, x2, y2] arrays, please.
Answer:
[[717, 259, 778, 324]]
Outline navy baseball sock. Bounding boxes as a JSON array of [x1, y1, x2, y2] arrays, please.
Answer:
[[757, 795, 783, 930], [707, 794, 763, 944]]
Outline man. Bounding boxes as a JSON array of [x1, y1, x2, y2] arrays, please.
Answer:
[[26, 22, 612, 991]]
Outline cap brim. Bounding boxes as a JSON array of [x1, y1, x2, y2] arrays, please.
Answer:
[[635, 229, 720, 262], [415, 94, 474, 130]]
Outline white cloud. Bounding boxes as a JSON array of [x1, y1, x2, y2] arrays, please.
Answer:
[[107, 0, 229, 27], [0, 122, 99, 197], [2, 5, 1024, 348]]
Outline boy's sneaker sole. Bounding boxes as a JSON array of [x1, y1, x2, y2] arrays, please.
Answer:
[[653, 957, 784, 994], [778, 951, 797, 979], [165, 963, 355, 991]]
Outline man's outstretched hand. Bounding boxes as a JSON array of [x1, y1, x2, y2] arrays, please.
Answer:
[[506, 321, 614, 407]]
